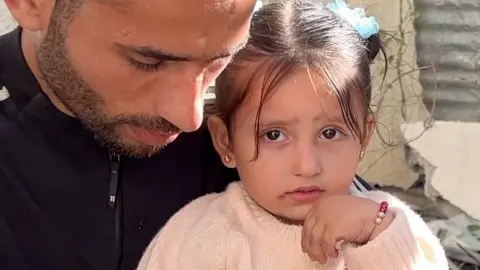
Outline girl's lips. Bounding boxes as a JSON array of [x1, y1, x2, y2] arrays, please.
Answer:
[[292, 186, 323, 193], [286, 186, 325, 203]]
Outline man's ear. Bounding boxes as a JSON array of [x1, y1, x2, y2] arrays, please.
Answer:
[[5, 0, 50, 31], [207, 116, 236, 168]]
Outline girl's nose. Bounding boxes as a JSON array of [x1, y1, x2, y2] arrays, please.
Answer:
[[291, 144, 322, 178]]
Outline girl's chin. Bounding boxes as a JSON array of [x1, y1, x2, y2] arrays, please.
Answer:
[[272, 206, 312, 226]]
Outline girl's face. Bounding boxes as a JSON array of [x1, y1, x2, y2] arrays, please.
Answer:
[[209, 68, 373, 223]]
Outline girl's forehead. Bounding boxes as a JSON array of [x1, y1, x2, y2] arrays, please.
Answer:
[[233, 63, 333, 99], [276, 69, 333, 96], [262, 70, 339, 110], [251, 68, 336, 104], [236, 68, 343, 120]]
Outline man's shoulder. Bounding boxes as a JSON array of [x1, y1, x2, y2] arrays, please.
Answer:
[[0, 27, 20, 72], [0, 29, 15, 122], [0, 27, 41, 122], [0, 27, 16, 54]]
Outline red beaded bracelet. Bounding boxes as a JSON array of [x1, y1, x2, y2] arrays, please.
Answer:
[[374, 201, 389, 225]]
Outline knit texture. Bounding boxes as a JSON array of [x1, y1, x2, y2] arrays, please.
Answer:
[[137, 182, 448, 270]]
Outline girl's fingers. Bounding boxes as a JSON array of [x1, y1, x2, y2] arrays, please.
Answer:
[[313, 245, 328, 264], [322, 226, 341, 259], [301, 207, 316, 253], [302, 212, 328, 264], [310, 223, 328, 264], [309, 221, 327, 264]]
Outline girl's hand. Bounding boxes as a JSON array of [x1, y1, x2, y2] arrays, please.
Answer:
[[301, 194, 394, 264]]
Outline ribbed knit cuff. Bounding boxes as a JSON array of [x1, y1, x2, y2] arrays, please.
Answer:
[[343, 207, 420, 270]]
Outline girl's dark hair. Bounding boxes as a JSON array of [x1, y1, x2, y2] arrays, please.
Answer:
[[214, 0, 385, 159]]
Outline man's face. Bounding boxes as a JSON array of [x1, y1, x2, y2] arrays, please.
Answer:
[[35, 0, 254, 157]]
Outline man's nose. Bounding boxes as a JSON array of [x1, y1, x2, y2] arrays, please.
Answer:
[[292, 143, 322, 178], [169, 69, 206, 132]]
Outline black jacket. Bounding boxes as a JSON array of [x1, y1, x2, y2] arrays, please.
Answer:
[[0, 28, 237, 270]]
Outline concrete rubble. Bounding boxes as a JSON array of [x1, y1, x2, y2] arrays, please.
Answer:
[[401, 121, 480, 221], [377, 120, 480, 269], [383, 184, 480, 269]]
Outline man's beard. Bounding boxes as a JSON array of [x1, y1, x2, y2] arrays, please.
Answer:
[[36, 12, 179, 158]]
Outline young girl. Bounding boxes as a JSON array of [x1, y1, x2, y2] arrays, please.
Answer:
[[138, 0, 448, 269]]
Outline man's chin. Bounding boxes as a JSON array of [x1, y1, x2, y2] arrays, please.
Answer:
[[113, 143, 165, 159], [94, 134, 166, 158]]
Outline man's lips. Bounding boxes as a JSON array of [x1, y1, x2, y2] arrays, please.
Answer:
[[126, 125, 180, 146]]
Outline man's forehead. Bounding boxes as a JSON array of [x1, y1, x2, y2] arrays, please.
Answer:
[[83, 0, 254, 62], [104, 0, 244, 15], [205, 0, 237, 11], [113, 0, 252, 53]]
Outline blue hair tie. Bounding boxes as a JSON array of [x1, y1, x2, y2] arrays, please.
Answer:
[[326, 0, 379, 39], [254, 0, 263, 12]]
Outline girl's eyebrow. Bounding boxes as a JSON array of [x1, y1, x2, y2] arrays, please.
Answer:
[[258, 115, 345, 127], [258, 118, 299, 127]]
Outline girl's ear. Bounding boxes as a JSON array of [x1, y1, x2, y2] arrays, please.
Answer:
[[207, 116, 236, 168], [361, 114, 375, 152]]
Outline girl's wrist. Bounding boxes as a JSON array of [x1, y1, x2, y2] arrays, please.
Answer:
[[369, 210, 395, 241]]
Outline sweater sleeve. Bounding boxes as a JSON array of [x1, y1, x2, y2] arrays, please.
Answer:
[[136, 193, 231, 270], [343, 190, 448, 270]]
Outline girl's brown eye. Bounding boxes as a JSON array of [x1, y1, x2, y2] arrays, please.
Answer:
[[322, 129, 337, 139], [266, 130, 281, 141], [320, 128, 345, 140], [263, 129, 287, 142]]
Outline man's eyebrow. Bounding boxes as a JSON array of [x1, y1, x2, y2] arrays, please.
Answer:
[[119, 44, 193, 62], [215, 38, 249, 59], [118, 38, 249, 63]]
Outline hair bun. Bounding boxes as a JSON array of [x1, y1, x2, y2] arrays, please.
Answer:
[[366, 34, 383, 62]]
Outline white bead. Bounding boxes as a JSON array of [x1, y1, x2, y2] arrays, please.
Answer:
[[375, 217, 383, 225], [377, 212, 386, 218]]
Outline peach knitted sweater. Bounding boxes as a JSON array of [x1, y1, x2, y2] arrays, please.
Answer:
[[138, 182, 448, 270]]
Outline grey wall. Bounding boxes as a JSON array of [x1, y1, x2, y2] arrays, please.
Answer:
[[415, 0, 480, 122]]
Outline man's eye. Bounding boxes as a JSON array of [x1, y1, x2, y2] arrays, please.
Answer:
[[127, 57, 166, 72]]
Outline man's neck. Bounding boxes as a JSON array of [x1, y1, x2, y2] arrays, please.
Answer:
[[21, 29, 75, 117]]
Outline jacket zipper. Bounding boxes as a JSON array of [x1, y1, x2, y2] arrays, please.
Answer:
[[108, 152, 122, 269]]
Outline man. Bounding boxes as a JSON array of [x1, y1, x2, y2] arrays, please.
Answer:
[[0, 0, 255, 269]]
